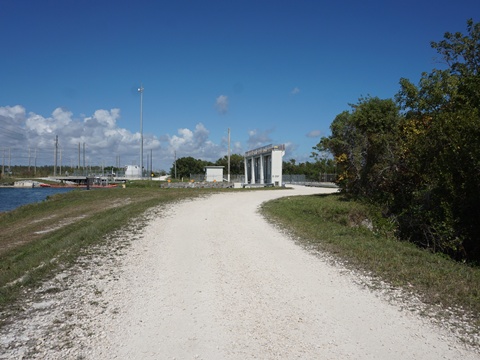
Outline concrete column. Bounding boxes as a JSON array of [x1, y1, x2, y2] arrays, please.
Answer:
[[244, 157, 248, 183], [259, 154, 264, 184], [251, 157, 256, 184]]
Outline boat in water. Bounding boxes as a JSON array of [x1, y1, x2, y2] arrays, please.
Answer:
[[14, 180, 48, 188]]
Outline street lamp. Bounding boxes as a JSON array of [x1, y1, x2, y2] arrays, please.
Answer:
[[138, 84, 144, 178]]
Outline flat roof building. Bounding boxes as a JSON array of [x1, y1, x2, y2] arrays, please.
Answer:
[[244, 144, 285, 186], [204, 166, 224, 182]]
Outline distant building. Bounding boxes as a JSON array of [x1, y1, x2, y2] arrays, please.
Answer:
[[204, 166, 224, 182], [125, 165, 142, 178], [244, 144, 285, 186]]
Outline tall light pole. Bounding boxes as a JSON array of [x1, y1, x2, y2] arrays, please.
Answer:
[[227, 128, 231, 182], [138, 84, 144, 178], [54, 135, 58, 176]]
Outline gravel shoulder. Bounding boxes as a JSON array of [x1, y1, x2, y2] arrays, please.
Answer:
[[1, 185, 479, 359]]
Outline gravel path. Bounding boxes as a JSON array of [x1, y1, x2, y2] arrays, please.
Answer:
[[1, 185, 479, 359]]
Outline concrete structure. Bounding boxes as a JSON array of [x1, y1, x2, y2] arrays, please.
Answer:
[[204, 166, 224, 182], [125, 165, 142, 178], [244, 144, 285, 186]]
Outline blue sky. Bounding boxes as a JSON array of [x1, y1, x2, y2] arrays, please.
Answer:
[[1, 0, 478, 172]]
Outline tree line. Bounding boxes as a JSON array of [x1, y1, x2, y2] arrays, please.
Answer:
[[317, 19, 480, 262]]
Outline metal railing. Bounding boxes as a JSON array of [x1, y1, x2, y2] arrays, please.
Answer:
[[245, 144, 285, 157]]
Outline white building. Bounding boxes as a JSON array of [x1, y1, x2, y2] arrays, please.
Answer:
[[125, 165, 142, 178], [244, 144, 285, 186], [204, 166, 224, 182]]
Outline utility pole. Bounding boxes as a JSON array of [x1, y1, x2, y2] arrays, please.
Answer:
[[138, 84, 144, 178], [228, 128, 231, 182], [83, 142, 86, 175], [146, 153, 149, 177], [1, 148, 4, 178], [54, 135, 58, 176], [174, 150, 177, 179]]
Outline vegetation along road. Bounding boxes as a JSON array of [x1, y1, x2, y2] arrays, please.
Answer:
[[1, 185, 478, 359]]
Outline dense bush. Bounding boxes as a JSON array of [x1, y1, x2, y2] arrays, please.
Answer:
[[318, 19, 480, 262]]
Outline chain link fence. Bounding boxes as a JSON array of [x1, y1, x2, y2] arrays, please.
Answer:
[[283, 174, 337, 184], [188, 174, 245, 183]]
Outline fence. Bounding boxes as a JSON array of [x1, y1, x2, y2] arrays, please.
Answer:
[[283, 174, 337, 184], [187, 173, 336, 185], [188, 174, 245, 183]]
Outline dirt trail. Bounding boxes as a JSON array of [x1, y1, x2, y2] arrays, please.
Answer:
[[86, 185, 477, 359], [1, 185, 478, 359]]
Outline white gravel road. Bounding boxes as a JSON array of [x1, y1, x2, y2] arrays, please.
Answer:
[[1, 185, 479, 359]]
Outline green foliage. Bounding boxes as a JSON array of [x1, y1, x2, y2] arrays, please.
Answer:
[[394, 108, 480, 260], [215, 154, 245, 175], [169, 156, 213, 179], [169, 154, 246, 179], [317, 96, 401, 200], [282, 158, 335, 180], [431, 18, 480, 77], [319, 19, 480, 262], [394, 19, 480, 261]]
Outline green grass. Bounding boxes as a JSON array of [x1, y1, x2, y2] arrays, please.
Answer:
[[261, 193, 480, 327]]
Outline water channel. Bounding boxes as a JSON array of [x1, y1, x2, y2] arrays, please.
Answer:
[[0, 187, 75, 213]]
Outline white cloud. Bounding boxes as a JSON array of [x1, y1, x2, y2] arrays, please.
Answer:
[[306, 129, 321, 138], [0, 105, 27, 145], [52, 107, 73, 127], [92, 109, 120, 128], [246, 128, 274, 150], [170, 128, 194, 149], [215, 95, 228, 115], [291, 87, 300, 95], [1, 105, 153, 168], [0, 105, 25, 121], [167, 123, 224, 162]]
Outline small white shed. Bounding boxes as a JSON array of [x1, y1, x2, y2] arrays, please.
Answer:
[[204, 166, 224, 182]]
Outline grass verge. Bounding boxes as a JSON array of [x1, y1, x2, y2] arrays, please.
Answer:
[[261, 193, 480, 336]]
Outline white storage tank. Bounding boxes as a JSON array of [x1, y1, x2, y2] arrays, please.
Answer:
[[125, 165, 142, 178]]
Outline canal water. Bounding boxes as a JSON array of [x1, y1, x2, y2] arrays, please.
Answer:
[[0, 187, 75, 213]]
